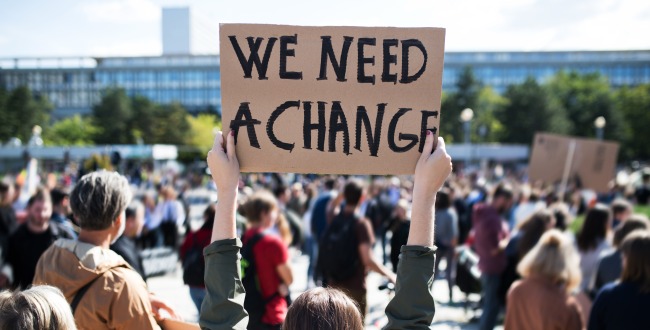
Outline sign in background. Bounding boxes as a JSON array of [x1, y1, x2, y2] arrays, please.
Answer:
[[220, 24, 446, 174], [529, 133, 620, 192]]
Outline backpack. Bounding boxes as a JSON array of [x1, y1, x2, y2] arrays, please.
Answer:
[[182, 233, 205, 287], [241, 233, 277, 329], [317, 212, 361, 282]]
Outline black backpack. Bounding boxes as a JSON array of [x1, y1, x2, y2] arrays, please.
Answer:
[[317, 212, 361, 282], [182, 234, 205, 287], [241, 233, 278, 330]]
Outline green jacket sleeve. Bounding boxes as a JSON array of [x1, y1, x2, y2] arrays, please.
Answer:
[[199, 238, 249, 330], [383, 245, 437, 330]]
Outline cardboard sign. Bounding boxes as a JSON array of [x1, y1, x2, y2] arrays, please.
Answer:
[[219, 24, 446, 174], [528, 133, 620, 192]]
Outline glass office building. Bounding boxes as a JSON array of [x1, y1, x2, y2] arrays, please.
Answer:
[[1, 50, 649, 119]]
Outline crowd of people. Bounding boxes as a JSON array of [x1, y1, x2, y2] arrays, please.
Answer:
[[0, 131, 649, 329]]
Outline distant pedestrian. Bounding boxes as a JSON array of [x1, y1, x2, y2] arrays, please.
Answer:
[[589, 231, 650, 330], [180, 204, 215, 312], [505, 230, 584, 330]]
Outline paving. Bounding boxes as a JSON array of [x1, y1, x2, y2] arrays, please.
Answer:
[[148, 249, 500, 329]]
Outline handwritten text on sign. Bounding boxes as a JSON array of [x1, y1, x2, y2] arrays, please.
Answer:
[[220, 24, 446, 174]]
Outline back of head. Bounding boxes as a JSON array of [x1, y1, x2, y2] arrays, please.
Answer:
[[283, 287, 364, 330], [70, 171, 132, 230], [435, 188, 451, 210], [611, 198, 632, 218], [343, 179, 364, 207], [493, 184, 514, 201], [517, 229, 581, 293], [516, 210, 556, 258], [577, 204, 610, 251], [241, 190, 278, 224], [0, 285, 77, 330], [613, 214, 649, 247], [620, 230, 650, 293], [0, 181, 12, 206], [50, 188, 69, 207]]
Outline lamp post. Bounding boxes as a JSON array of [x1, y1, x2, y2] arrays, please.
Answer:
[[594, 116, 606, 140], [460, 108, 474, 144]]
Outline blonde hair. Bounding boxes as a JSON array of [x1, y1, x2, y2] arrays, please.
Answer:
[[517, 229, 582, 293], [0, 285, 77, 330]]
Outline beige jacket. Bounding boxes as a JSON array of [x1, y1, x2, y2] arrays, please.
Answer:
[[33, 239, 160, 330]]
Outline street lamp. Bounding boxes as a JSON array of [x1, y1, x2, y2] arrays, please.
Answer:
[[460, 108, 474, 144], [594, 116, 606, 140]]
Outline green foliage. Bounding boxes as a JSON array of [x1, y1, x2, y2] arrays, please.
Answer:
[[0, 86, 52, 143], [496, 77, 571, 144], [43, 115, 97, 146], [92, 88, 132, 144], [615, 84, 650, 160], [440, 67, 482, 142], [151, 103, 191, 145], [186, 113, 222, 151], [547, 72, 626, 143]]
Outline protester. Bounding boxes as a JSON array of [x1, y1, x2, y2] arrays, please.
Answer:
[[110, 200, 147, 280], [140, 192, 163, 248], [199, 130, 451, 329], [389, 199, 410, 273], [33, 171, 178, 329], [593, 215, 649, 292], [589, 231, 650, 330], [434, 187, 459, 302], [364, 178, 395, 265], [500, 209, 556, 305], [240, 190, 293, 329], [576, 204, 611, 295], [0, 285, 77, 330], [473, 184, 513, 330], [180, 203, 215, 312], [158, 185, 185, 248], [273, 185, 303, 248], [634, 170, 650, 205], [320, 178, 397, 318], [50, 188, 78, 237], [504, 229, 584, 330], [0, 181, 17, 288], [306, 177, 336, 284], [1, 188, 75, 290], [609, 199, 632, 228]]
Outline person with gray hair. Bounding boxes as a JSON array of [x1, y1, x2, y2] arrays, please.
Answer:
[[0, 285, 77, 330], [33, 171, 178, 330]]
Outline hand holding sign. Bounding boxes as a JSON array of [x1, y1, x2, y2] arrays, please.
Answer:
[[207, 131, 240, 194]]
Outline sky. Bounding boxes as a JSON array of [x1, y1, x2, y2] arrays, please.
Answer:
[[1, 0, 649, 57]]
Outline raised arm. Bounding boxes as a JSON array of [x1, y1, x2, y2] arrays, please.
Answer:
[[383, 132, 452, 330], [200, 131, 248, 330]]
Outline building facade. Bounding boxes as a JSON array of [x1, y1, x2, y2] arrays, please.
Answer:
[[1, 50, 649, 119]]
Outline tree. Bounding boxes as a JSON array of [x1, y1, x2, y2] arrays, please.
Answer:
[[473, 87, 507, 143], [2, 86, 52, 143], [615, 84, 650, 160], [496, 77, 571, 144], [43, 115, 97, 146], [92, 88, 133, 144], [547, 71, 625, 142], [440, 66, 482, 142], [130, 95, 158, 144], [185, 113, 222, 151], [151, 103, 190, 145], [0, 86, 10, 143]]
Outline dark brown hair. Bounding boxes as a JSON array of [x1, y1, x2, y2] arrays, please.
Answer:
[[613, 215, 649, 247], [620, 230, 650, 293], [343, 179, 364, 207], [27, 187, 51, 208], [435, 188, 451, 209], [577, 204, 610, 251], [283, 287, 364, 330], [516, 210, 555, 258]]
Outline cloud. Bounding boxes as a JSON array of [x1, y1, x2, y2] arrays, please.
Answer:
[[80, 0, 160, 23]]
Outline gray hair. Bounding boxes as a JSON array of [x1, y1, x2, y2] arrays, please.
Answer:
[[70, 171, 132, 230], [0, 285, 77, 330]]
